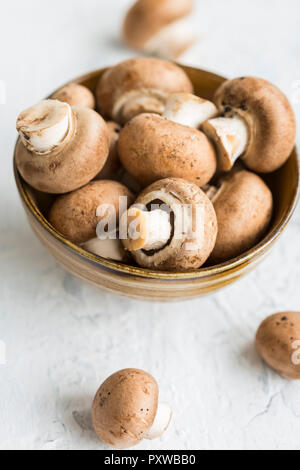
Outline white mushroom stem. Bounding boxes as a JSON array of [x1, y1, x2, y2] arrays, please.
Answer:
[[122, 208, 172, 252], [143, 18, 196, 59], [82, 237, 127, 262], [113, 90, 167, 124], [145, 403, 173, 440], [202, 115, 249, 171], [17, 100, 74, 155], [163, 93, 218, 128]]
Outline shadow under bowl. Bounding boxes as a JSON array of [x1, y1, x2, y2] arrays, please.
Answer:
[[14, 65, 300, 302]]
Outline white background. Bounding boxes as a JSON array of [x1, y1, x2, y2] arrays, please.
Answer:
[[0, 0, 300, 450]]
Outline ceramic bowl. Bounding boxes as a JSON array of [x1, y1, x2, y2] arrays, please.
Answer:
[[14, 65, 299, 302]]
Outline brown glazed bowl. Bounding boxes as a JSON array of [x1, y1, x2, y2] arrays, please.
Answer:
[[14, 65, 299, 302]]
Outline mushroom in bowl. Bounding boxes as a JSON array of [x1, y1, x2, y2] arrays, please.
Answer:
[[121, 178, 218, 271], [49, 180, 133, 251], [118, 113, 217, 187], [15, 99, 109, 194], [202, 77, 296, 173], [206, 169, 273, 265], [13, 64, 299, 301], [96, 57, 193, 124]]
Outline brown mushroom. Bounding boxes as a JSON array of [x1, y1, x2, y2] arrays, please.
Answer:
[[123, 0, 195, 60], [202, 77, 296, 172], [15, 100, 109, 194], [92, 369, 172, 449], [208, 169, 273, 264], [49, 180, 134, 244], [96, 121, 122, 180], [52, 83, 95, 109], [118, 113, 217, 187], [256, 312, 300, 380], [120, 178, 218, 271], [96, 57, 193, 124]]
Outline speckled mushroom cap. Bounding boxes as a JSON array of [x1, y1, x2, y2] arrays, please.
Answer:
[[15, 107, 109, 194], [123, 0, 193, 50], [92, 369, 159, 450], [49, 180, 134, 244], [118, 113, 217, 187], [52, 83, 95, 109], [96, 121, 121, 180], [213, 77, 296, 173], [256, 312, 300, 380], [126, 178, 218, 271], [209, 170, 273, 264], [96, 57, 193, 123]]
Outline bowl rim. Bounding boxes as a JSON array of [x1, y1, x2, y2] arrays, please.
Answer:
[[14, 65, 300, 281]]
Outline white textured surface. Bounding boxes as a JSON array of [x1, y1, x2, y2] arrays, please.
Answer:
[[0, 0, 300, 451]]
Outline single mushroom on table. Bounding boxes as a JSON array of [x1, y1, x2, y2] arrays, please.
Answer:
[[49, 180, 134, 248], [202, 77, 296, 173], [123, 0, 196, 60], [92, 369, 172, 449], [96, 57, 193, 124], [207, 169, 273, 265], [52, 83, 95, 109], [120, 178, 218, 271], [118, 113, 217, 187], [15, 100, 109, 194], [256, 312, 300, 380], [96, 121, 122, 180]]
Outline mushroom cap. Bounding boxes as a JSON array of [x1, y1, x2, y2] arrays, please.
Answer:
[[52, 83, 95, 109], [118, 113, 217, 187], [96, 57, 193, 121], [123, 0, 194, 50], [92, 369, 159, 449], [15, 107, 110, 194], [96, 121, 121, 180], [214, 77, 296, 173], [210, 170, 273, 264], [49, 180, 134, 244], [127, 178, 218, 271], [256, 312, 300, 380]]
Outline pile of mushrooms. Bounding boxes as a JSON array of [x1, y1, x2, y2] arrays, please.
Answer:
[[14, 57, 298, 450], [15, 57, 296, 270]]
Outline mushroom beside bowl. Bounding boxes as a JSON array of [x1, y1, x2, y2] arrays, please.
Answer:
[[14, 65, 299, 302]]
